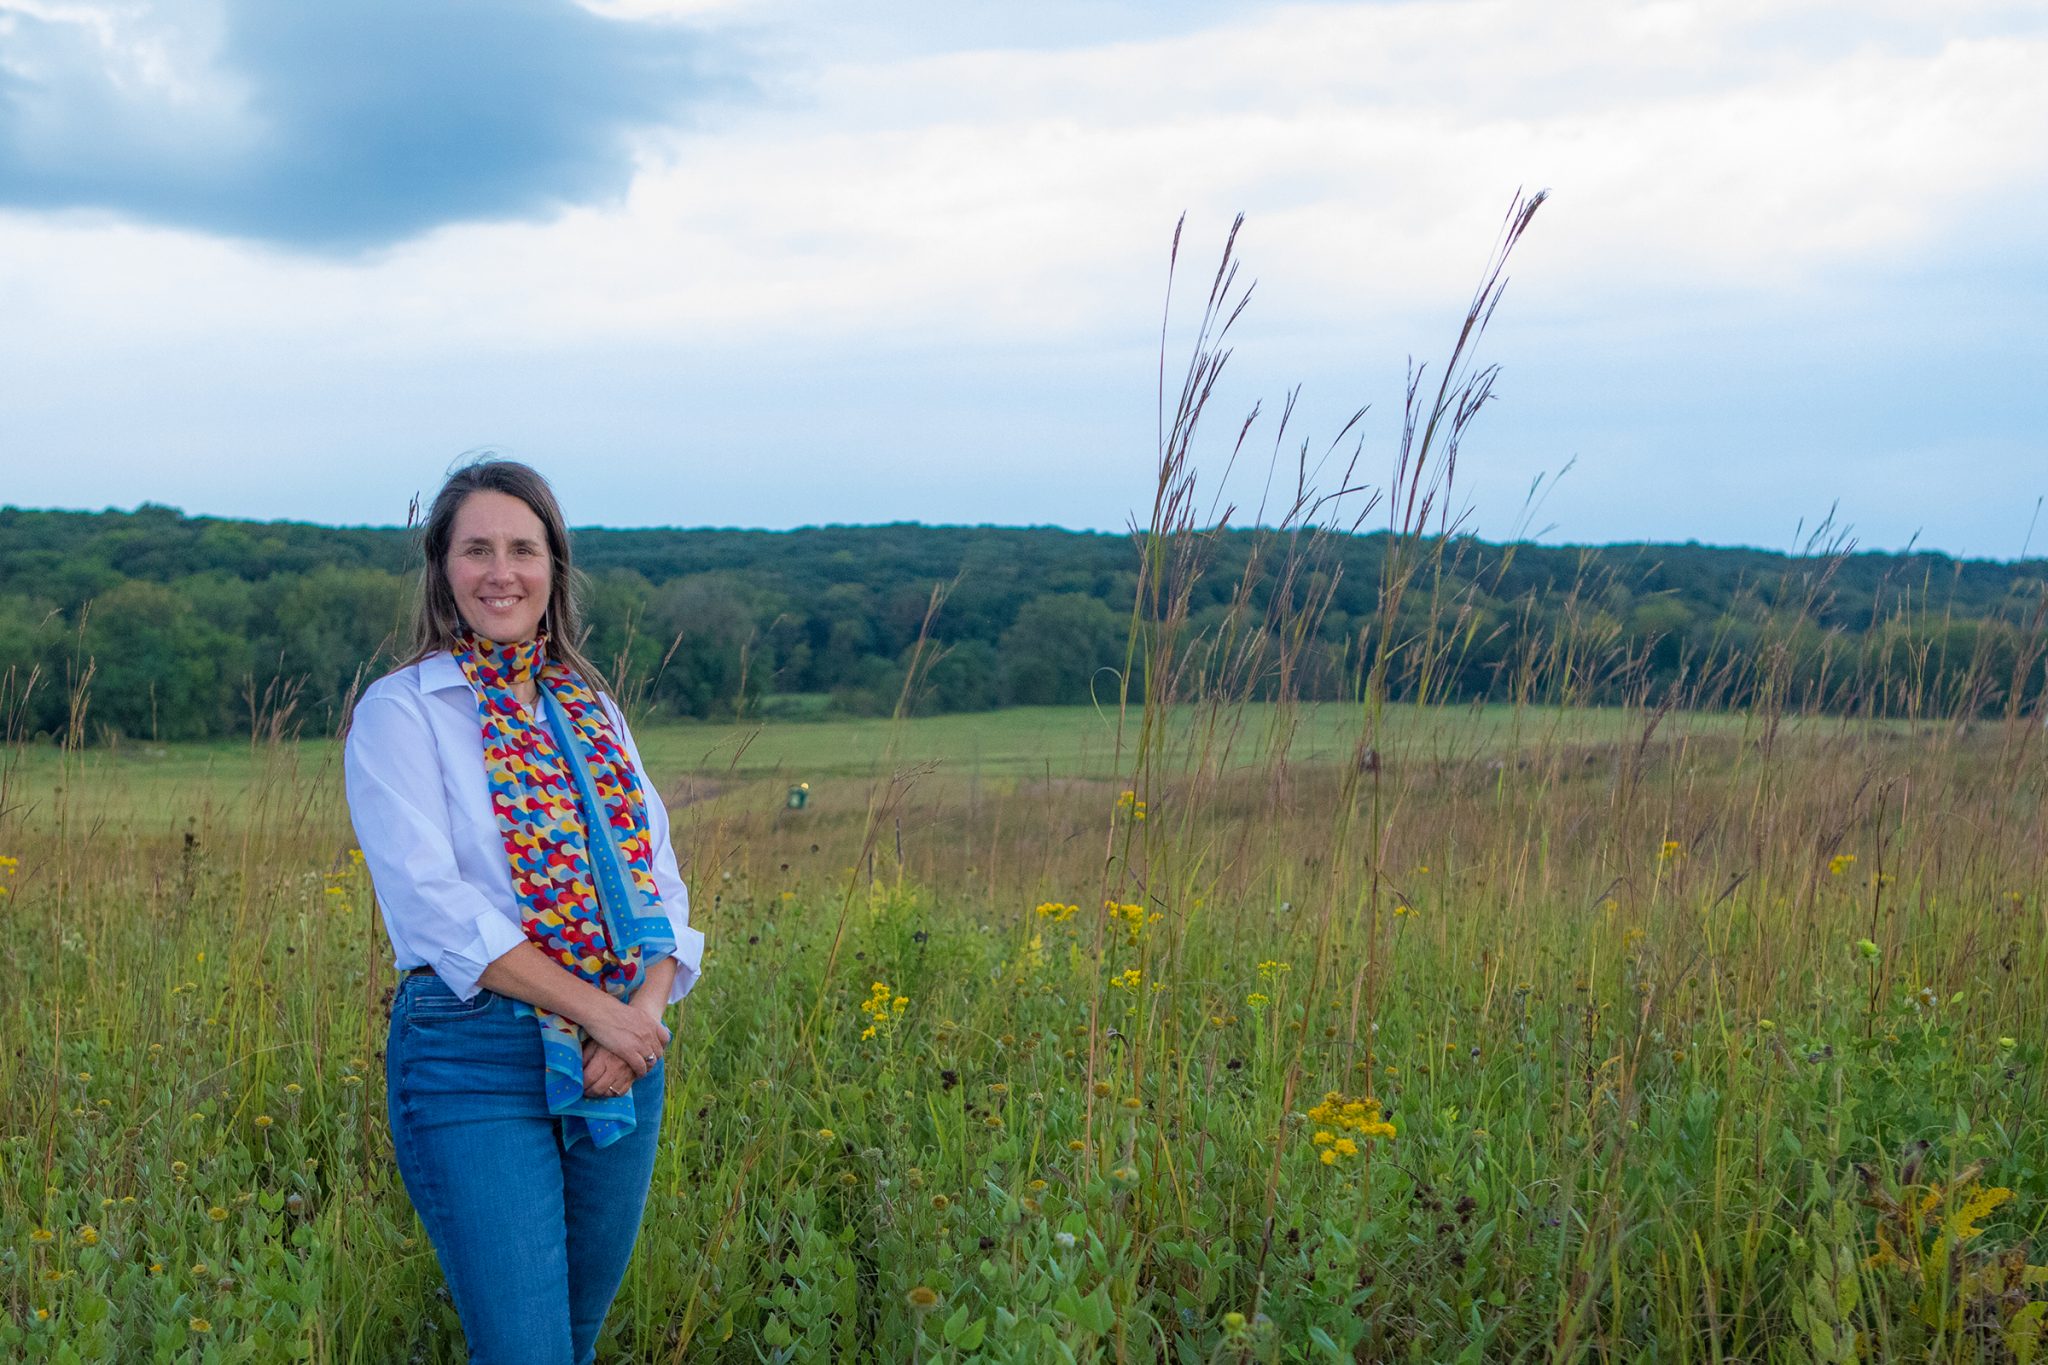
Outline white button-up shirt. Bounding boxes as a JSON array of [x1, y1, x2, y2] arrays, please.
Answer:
[[342, 650, 705, 1004]]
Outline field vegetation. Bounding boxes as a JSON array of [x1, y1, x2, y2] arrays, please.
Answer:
[[4, 198, 2047, 1361]]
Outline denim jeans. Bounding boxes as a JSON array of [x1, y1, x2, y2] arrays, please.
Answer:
[[385, 971, 665, 1365]]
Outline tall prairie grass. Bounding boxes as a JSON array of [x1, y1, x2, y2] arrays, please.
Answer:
[[4, 198, 2046, 1362]]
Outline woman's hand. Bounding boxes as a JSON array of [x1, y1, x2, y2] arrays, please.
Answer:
[[582, 997, 671, 1079], [582, 1038, 639, 1099]]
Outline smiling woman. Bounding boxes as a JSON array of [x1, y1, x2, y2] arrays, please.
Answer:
[[342, 457, 705, 1365]]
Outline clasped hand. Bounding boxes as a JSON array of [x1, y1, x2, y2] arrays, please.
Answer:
[[581, 1000, 672, 1099]]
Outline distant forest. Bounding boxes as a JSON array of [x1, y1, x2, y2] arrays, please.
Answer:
[[2, 503, 2046, 742]]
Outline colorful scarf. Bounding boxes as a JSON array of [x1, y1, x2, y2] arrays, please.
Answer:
[[453, 632, 676, 1149]]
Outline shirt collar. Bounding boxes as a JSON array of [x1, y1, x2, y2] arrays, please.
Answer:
[[418, 650, 476, 696]]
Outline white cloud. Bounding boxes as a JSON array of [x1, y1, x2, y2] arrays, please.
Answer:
[[6, 1, 2045, 354], [1, 1, 2044, 549]]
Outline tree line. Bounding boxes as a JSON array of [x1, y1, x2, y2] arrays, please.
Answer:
[[2, 503, 2044, 743]]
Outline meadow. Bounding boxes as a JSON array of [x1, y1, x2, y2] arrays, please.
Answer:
[[3, 687, 2045, 1363], [6, 199, 2047, 1362]]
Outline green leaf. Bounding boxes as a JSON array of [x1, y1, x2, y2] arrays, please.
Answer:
[[1074, 1282, 1116, 1335]]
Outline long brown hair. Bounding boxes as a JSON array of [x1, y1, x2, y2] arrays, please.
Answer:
[[404, 458, 610, 694]]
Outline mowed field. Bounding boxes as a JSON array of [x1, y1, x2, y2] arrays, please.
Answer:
[[2, 698, 2045, 1362]]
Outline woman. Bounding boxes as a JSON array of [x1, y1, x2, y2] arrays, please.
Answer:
[[344, 459, 704, 1365]]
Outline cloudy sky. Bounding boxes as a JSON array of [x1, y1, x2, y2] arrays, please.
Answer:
[[2, 0, 2044, 556]]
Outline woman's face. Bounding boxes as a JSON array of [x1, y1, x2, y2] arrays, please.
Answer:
[[445, 490, 552, 645]]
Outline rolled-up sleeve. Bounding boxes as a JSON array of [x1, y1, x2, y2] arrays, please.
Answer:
[[603, 696, 706, 1004], [343, 693, 528, 1001]]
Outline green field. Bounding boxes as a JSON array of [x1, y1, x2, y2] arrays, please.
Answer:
[[2, 700, 1847, 834], [3, 696, 2045, 1362]]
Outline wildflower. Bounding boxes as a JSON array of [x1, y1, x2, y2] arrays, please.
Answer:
[[1114, 789, 1147, 821], [30, 1226, 53, 1243], [189, 1318, 211, 1334], [1331, 1138, 1358, 1157], [35, 1309, 48, 1322], [171, 1161, 188, 1177], [192, 1263, 208, 1276], [1028, 1178, 1048, 1191], [1110, 968, 1142, 991], [1054, 1230, 1077, 1249], [1311, 1131, 1334, 1146], [149, 1262, 164, 1275], [77, 1225, 98, 1247], [815, 1128, 835, 1142], [1828, 852, 1856, 876], [984, 1115, 1003, 1129], [1913, 986, 1936, 1012], [255, 1115, 273, 1129], [1034, 901, 1079, 923], [1119, 1097, 1142, 1112], [1111, 1165, 1138, 1184], [1320, 1149, 1337, 1165], [1067, 1139, 1086, 1152], [906, 1285, 941, 1310], [1305, 1090, 1396, 1144], [1257, 960, 1291, 982], [1393, 903, 1412, 916], [1104, 901, 1147, 938], [1657, 839, 1683, 861], [285, 1083, 302, 1096], [858, 981, 906, 1039], [1245, 992, 1269, 1009], [929, 1194, 949, 1211], [341, 1074, 363, 1087], [208, 1206, 229, 1222]]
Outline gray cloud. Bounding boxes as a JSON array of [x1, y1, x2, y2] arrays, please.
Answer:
[[0, 0, 721, 251]]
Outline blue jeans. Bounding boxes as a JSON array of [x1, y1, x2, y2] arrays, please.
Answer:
[[385, 972, 665, 1365]]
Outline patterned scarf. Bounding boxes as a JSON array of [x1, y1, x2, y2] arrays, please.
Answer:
[[452, 631, 676, 1150]]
